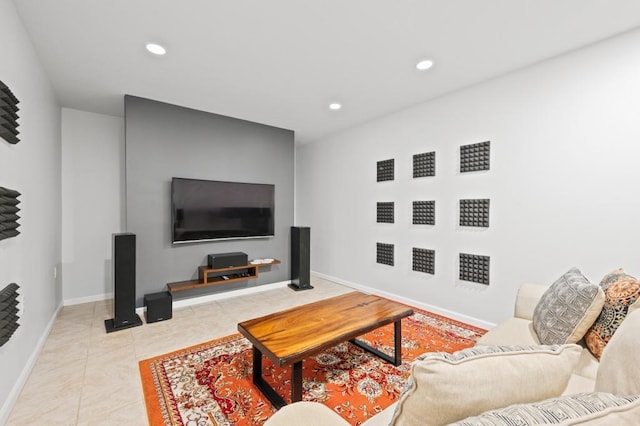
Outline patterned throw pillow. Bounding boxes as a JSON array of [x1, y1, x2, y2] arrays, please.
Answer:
[[585, 268, 640, 359], [450, 393, 640, 425], [532, 268, 604, 345], [389, 344, 581, 426]]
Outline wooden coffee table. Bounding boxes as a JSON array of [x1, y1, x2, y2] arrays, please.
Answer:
[[237, 291, 413, 408]]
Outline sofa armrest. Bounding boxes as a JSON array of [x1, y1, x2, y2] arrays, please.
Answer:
[[514, 284, 548, 321], [264, 402, 348, 426]]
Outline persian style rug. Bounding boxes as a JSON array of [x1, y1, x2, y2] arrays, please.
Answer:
[[139, 307, 485, 426]]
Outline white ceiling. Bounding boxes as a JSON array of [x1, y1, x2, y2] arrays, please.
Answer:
[[12, 0, 640, 143]]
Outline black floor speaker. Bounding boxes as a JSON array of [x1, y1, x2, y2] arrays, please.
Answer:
[[144, 291, 172, 323], [105, 233, 142, 333], [289, 226, 313, 291]]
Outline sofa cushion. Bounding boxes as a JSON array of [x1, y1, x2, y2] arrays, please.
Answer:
[[389, 344, 581, 426], [572, 348, 599, 381], [563, 374, 596, 396], [450, 393, 640, 425], [532, 267, 604, 345], [596, 309, 640, 395], [585, 268, 640, 360], [475, 317, 540, 346], [514, 284, 550, 321]]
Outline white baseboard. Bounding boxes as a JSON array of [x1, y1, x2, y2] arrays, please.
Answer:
[[135, 280, 292, 315], [63, 292, 112, 306], [312, 271, 496, 330], [0, 301, 63, 425]]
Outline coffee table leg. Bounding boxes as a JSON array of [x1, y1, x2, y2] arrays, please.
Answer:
[[393, 319, 402, 366], [252, 345, 263, 383], [350, 319, 403, 366], [252, 346, 288, 409], [291, 361, 303, 402]]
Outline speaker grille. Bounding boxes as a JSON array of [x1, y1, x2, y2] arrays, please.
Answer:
[[113, 233, 137, 325]]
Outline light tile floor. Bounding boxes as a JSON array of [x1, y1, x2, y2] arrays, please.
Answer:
[[7, 276, 352, 425]]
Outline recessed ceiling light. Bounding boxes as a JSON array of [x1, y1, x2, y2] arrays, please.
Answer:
[[416, 59, 434, 71], [146, 43, 166, 55], [329, 103, 342, 110]]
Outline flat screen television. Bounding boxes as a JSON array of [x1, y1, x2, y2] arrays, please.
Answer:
[[171, 177, 275, 244]]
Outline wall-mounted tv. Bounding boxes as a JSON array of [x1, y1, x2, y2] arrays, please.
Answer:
[[171, 177, 275, 244]]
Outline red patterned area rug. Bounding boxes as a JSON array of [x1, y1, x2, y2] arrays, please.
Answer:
[[139, 307, 485, 426]]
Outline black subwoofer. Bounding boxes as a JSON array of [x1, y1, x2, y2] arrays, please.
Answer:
[[144, 291, 172, 323], [289, 226, 312, 291], [105, 233, 142, 333]]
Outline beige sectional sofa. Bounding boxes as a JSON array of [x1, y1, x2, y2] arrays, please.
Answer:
[[475, 283, 601, 395], [265, 280, 640, 425]]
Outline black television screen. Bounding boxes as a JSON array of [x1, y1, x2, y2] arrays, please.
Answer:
[[171, 178, 275, 243]]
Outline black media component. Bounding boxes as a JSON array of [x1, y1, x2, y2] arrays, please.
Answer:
[[413, 200, 435, 225], [376, 243, 394, 266], [289, 226, 312, 291], [460, 199, 490, 227], [105, 233, 142, 333], [459, 253, 490, 285], [412, 248, 435, 274], [460, 141, 490, 172], [376, 159, 394, 182], [208, 252, 249, 269], [376, 202, 394, 223], [413, 151, 435, 178], [144, 291, 172, 323], [171, 178, 275, 244]]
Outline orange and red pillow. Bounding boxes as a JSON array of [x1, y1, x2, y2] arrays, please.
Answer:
[[585, 268, 640, 359]]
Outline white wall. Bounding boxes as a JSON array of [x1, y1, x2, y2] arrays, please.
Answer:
[[0, 0, 62, 421], [296, 28, 640, 327], [61, 108, 125, 303]]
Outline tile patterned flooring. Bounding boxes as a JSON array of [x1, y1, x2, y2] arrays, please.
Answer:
[[7, 277, 352, 425]]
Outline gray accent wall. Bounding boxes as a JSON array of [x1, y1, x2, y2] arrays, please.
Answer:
[[125, 96, 294, 305]]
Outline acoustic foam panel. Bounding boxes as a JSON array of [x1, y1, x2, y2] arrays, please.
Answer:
[[459, 198, 490, 227], [0, 186, 20, 241], [412, 248, 435, 274], [0, 80, 20, 145], [413, 200, 435, 225], [0, 283, 20, 347], [460, 141, 490, 172], [376, 243, 394, 266], [413, 151, 435, 178], [377, 202, 394, 223], [377, 159, 394, 182], [459, 253, 490, 285]]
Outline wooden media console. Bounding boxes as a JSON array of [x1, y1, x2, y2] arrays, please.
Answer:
[[167, 259, 281, 292]]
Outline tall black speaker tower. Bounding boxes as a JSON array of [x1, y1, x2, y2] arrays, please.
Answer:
[[105, 233, 142, 333], [289, 226, 313, 291]]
